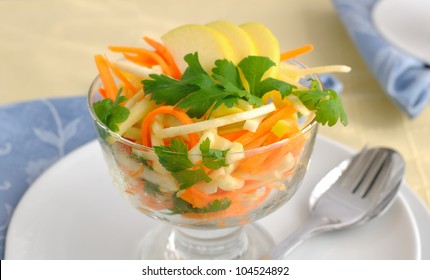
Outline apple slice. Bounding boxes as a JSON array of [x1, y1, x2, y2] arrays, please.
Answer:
[[240, 22, 280, 77], [206, 21, 257, 63], [161, 24, 235, 73]]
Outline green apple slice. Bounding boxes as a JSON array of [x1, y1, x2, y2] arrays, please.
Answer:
[[161, 24, 235, 73], [240, 22, 280, 77], [206, 21, 257, 64]]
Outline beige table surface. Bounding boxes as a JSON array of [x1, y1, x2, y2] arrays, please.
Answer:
[[1, 0, 429, 209]]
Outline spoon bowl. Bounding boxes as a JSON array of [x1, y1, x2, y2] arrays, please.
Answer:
[[267, 147, 405, 259]]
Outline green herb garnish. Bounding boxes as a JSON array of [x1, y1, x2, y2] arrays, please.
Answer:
[[153, 138, 193, 172], [130, 152, 154, 170], [144, 181, 162, 196], [92, 89, 130, 132], [170, 195, 232, 214], [293, 79, 348, 126], [172, 168, 211, 190], [142, 53, 347, 126], [199, 138, 229, 170], [153, 137, 228, 190]]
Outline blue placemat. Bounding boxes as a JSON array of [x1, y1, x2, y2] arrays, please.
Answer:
[[0, 96, 97, 259], [333, 0, 430, 118]]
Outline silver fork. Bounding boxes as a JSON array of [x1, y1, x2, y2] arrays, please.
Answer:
[[267, 147, 405, 259]]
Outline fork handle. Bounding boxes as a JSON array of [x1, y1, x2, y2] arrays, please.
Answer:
[[265, 214, 332, 259]]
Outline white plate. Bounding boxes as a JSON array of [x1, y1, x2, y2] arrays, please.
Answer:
[[372, 0, 430, 64], [5, 136, 426, 259]]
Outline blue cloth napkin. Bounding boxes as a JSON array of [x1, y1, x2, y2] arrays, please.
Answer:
[[333, 0, 430, 118], [0, 76, 341, 259], [0, 96, 97, 259]]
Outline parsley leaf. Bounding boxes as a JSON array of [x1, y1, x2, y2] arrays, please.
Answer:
[[143, 53, 234, 118], [141, 75, 198, 106], [144, 181, 162, 196], [153, 138, 231, 190], [153, 138, 193, 173], [142, 52, 347, 126], [200, 198, 232, 213], [169, 194, 196, 214], [199, 138, 229, 170], [173, 167, 211, 190], [292, 80, 348, 126], [258, 77, 296, 98], [176, 86, 232, 118], [170, 195, 231, 214], [92, 89, 130, 132], [212, 59, 244, 89], [152, 138, 210, 190], [238, 56, 276, 96]]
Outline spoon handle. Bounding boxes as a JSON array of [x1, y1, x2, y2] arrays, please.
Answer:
[[266, 214, 331, 259]]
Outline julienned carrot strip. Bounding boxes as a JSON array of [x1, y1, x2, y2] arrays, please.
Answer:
[[141, 106, 199, 147], [143, 37, 182, 79], [243, 133, 270, 150], [106, 57, 139, 96], [238, 154, 269, 173], [98, 88, 107, 98], [238, 133, 281, 171], [234, 104, 297, 146], [263, 135, 305, 171], [262, 132, 281, 146], [219, 130, 247, 142], [94, 54, 118, 100], [239, 115, 301, 173], [123, 53, 157, 67], [280, 44, 314, 61], [181, 186, 271, 219], [108, 46, 172, 76], [179, 187, 235, 209]]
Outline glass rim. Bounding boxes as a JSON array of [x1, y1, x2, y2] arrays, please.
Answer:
[[87, 59, 319, 155]]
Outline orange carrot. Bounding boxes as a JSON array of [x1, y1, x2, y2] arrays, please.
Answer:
[[263, 137, 301, 171], [280, 44, 314, 61], [262, 132, 281, 146], [108, 46, 172, 76], [143, 37, 182, 79], [243, 133, 270, 150], [238, 133, 280, 172], [98, 88, 107, 98], [94, 54, 118, 100], [140, 106, 199, 147], [234, 104, 297, 146], [181, 186, 271, 220], [179, 187, 236, 209], [123, 53, 157, 67], [106, 57, 139, 96], [219, 130, 247, 142]]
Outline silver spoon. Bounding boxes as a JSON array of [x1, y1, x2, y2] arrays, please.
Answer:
[[266, 147, 405, 259]]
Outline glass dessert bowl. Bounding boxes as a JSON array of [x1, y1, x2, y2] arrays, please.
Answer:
[[87, 21, 348, 259], [88, 75, 318, 259]]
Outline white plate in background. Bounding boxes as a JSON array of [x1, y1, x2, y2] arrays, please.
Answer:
[[373, 0, 430, 64], [5, 137, 425, 259]]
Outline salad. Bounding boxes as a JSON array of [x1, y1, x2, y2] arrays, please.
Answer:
[[90, 21, 349, 224]]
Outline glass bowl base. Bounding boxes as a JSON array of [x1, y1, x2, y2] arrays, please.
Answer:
[[137, 224, 275, 260]]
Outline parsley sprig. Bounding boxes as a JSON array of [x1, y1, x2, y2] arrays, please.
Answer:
[[142, 53, 348, 126], [153, 137, 229, 190], [170, 195, 232, 214], [92, 89, 130, 132], [154, 137, 232, 214]]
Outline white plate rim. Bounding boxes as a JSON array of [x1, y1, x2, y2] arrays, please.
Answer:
[[4, 136, 428, 259]]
